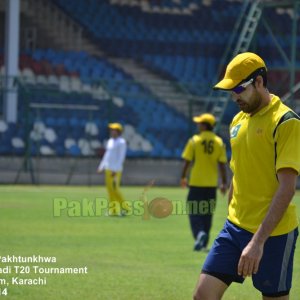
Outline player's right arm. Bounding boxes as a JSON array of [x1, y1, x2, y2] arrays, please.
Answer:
[[97, 140, 110, 173], [180, 137, 195, 188], [217, 138, 228, 195], [218, 162, 227, 195], [180, 160, 191, 188]]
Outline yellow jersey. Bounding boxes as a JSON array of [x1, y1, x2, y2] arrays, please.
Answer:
[[229, 94, 300, 236], [182, 131, 227, 187]]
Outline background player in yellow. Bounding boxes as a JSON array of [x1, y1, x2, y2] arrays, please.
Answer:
[[181, 113, 227, 251], [194, 53, 300, 300], [97, 123, 128, 216]]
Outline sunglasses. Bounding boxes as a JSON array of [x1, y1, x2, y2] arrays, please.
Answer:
[[231, 78, 254, 94]]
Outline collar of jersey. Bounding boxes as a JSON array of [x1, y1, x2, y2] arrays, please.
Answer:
[[257, 94, 279, 116]]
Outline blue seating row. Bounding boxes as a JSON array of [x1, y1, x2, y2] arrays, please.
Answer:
[[26, 48, 129, 82], [0, 48, 192, 158]]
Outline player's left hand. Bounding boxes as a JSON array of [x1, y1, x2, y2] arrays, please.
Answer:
[[238, 240, 264, 278], [180, 177, 187, 188]]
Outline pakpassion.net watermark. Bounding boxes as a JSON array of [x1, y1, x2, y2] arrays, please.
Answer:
[[53, 197, 216, 220], [53, 180, 215, 219]]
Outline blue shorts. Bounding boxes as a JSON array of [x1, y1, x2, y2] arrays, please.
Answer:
[[202, 220, 298, 297]]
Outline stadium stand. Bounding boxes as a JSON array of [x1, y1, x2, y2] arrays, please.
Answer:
[[52, 0, 300, 104], [0, 49, 189, 158], [52, 0, 236, 86], [0, 0, 299, 162]]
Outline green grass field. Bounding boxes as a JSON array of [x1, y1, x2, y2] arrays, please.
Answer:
[[0, 185, 299, 300]]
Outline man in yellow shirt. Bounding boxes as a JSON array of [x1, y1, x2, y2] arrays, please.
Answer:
[[193, 52, 300, 300], [181, 113, 227, 251]]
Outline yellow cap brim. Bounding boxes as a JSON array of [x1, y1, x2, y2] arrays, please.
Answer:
[[213, 78, 241, 90], [193, 116, 203, 123]]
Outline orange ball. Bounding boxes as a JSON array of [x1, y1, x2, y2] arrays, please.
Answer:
[[148, 197, 173, 219]]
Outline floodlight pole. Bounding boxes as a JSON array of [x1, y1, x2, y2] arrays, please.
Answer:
[[4, 0, 20, 123], [289, 1, 299, 107]]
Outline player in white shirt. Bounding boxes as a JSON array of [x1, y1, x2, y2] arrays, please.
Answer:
[[97, 123, 128, 215]]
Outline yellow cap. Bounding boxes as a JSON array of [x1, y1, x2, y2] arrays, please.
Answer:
[[214, 52, 267, 90], [108, 123, 123, 131], [193, 113, 216, 126]]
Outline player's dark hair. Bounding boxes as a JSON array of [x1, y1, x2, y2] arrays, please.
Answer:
[[202, 123, 213, 131], [248, 67, 267, 87]]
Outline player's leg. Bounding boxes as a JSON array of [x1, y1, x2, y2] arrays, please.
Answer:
[[187, 187, 201, 239], [105, 170, 115, 201], [194, 220, 247, 299], [188, 201, 208, 250], [188, 211, 202, 239], [188, 187, 216, 250], [252, 228, 298, 300], [113, 171, 129, 213], [192, 215, 208, 251], [202, 214, 212, 248], [105, 170, 119, 215], [187, 187, 206, 249], [203, 189, 216, 248], [193, 273, 228, 300]]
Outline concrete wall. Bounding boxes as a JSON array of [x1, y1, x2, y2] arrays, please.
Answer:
[[0, 156, 299, 189], [0, 156, 184, 186]]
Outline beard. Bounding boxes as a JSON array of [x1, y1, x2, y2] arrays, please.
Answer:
[[237, 93, 262, 114]]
